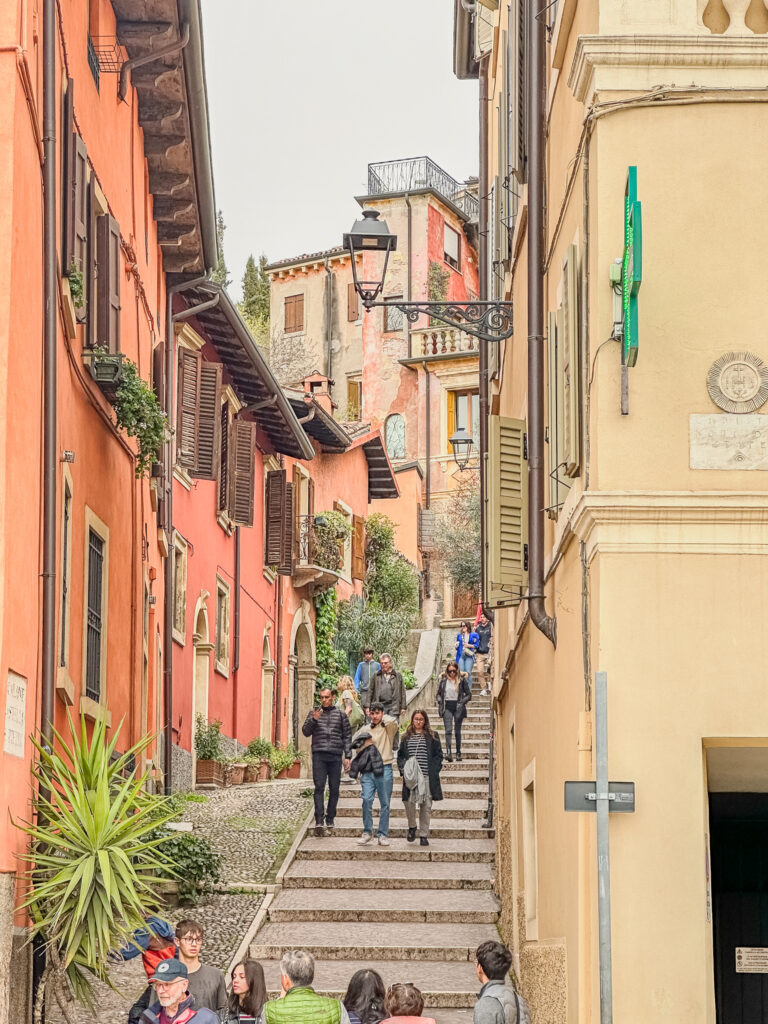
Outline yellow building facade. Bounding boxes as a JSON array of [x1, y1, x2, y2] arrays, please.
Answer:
[[456, 1, 768, 1021]]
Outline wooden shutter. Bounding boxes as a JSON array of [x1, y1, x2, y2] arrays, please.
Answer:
[[265, 469, 286, 565], [547, 311, 568, 518], [279, 482, 294, 575], [62, 79, 75, 267], [285, 294, 304, 333], [347, 282, 359, 322], [486, 414, 528, 608], [447, 391, 456, 449], [176, 347, 201, 468], [561, 243, 581, 477], [73, 135, 88, 321], [508, 0, 527, 185], [97, 214, 121, 352], [292, 466, 302, 562], [87, 175, 99, 347], [190, 361, 222, 480], [228, 419, 256, 527], [152, 342, 165, 408], [352, 515, 365, 580], [218, 402, 230, 512]]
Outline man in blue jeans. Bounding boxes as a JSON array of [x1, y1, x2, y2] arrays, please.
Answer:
[[358, 702, 398, 846]]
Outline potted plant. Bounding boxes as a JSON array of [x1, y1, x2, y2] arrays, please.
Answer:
[[194, 715, 226, 787], [246, 737, 274, 782], [226, 757, 247, 786], [270, 741, 302, 780]]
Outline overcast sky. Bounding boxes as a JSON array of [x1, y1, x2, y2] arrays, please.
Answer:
[[201, 0, 479, 299]]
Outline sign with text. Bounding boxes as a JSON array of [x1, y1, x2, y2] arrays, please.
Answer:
[[4, 671, 27, 758], [621, 166, 642, 367], [736, 948, 768, 974]]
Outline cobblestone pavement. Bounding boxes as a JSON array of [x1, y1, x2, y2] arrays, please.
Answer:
[[47, 780, 311, 1024]]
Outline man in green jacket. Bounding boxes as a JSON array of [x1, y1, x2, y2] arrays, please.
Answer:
[[265, 949, 350, 1024]]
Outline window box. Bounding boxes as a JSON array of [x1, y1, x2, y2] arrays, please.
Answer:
[[85, 350, 125, 402]]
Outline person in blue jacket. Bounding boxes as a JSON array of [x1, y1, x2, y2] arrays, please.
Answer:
[[354, 647, 380, 712], [455, 621, 480, 677]]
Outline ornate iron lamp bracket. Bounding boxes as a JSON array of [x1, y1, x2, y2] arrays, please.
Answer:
[[362, 298, 514, 343]]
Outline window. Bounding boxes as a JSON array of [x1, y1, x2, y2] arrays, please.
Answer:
[[176, 347, 223, 479], [447, 389, 480, 452], [60, 480, 73, 667], [346, 379, 362, 420], [334, 501, 353, 580], [215, 578, 230, 675], [173, 537, 187, 644], [85, 528, 105, 701], [384, 296, 404, 333], [486, 414, 528, 609], [385, 413, 406, 460], [284, 294, 304, 334], [444, 223, 461, 270], [522, 762, 539, 939]]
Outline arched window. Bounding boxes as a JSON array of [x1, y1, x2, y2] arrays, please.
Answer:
[[385, 414, 406, 460]]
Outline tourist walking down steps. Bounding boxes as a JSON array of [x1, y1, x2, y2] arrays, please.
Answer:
[[436, 662, 471, 762], [265, 949, 351, 1024], [225, 959, 267, 1024], [397, 709, 443, 846], [302, 687, 351, 837], [455, 621, 480, 678], [368, 653, 407, 718]]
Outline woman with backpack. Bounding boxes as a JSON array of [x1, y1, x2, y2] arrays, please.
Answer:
[[397, 709, 443, 846], [436, 661, 471, 762]]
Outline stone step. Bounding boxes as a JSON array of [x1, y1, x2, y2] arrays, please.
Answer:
[[329, 820, 494, 840], [297, 836, 495, 863], [268, 887, 500, 923], [251, 920, 498, 961], [335, 798, 488, 820], [282, 859, 494, 890], [261, 959, 481, 1008]]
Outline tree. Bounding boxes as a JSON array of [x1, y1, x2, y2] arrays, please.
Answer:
[[211, 210, 231, 287], [434, 472, 481, 594], [240, 253, 270, 323]]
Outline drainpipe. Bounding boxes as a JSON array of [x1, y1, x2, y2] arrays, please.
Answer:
[[478, 55, 490, 609], [273, 456, 285, 744], [324, 258, 333, 388], [233, 527, 241, 673], [405, 194, 412, 358], [40, 0, 56, 754], [163, 272, 211, 794], [118, 23, 191, 102], [526, 0, 556, 646]]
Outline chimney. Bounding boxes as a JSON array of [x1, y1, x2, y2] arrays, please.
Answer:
[[302, 372, 337, 416]]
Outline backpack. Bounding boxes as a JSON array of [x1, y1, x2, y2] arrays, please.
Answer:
[[511, 989, 532, 1024]]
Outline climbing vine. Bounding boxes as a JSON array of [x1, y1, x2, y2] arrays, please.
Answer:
[[313, 588, 345, 697]]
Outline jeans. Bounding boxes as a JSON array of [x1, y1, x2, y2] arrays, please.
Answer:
[[405, 796, 432, 837], [361, 764, 393, 837], [312, 750, 343, 824], [442, 701, 463, 755], [458, 651, 476, 676]]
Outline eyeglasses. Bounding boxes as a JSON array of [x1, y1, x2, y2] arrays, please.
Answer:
[[447, 669, 457, 674], [181, 935, 202, 944]]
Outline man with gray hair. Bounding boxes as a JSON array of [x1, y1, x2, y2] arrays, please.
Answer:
[[368, 653, 407, 718], [264, 949, 350, 1023]]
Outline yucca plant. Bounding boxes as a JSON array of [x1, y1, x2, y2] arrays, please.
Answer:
[[13, 714, 180, 1024]]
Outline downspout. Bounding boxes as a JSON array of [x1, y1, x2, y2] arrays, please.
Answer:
[[324, 257, 333, 386], [232, 525, 241, 737], [118, 22, 191, 102], [478, 54, 490, 609], [273, 457, 285, 744], [163, 273, 210, 794], [405, 193, 412, 358], [526, 0, 556, 646], [40, 0, 56, 753]]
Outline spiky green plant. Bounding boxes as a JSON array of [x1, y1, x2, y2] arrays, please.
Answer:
[[13, 714, 179, 1023]]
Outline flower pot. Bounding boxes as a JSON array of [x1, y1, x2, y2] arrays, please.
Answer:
[[244, 764, 259, 783], [258, 758, 271, 782], [278, 759, 301, 780], [195, 759, 225, 787], [228, 763, 246, 785], [276, 767, 288, 780]]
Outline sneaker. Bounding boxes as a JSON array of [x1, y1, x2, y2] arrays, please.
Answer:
[[314, 825, 326, 838], [407, 827, 417, 843], [446, 753, 454, 763], [357, 833, 373, 845], [420, 837, 430, 847], [325, 820, 334, 833], [377, 836, 390, 847]]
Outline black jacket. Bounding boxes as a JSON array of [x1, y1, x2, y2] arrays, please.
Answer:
[[349, 744, 384, 779], [368, 669, 407, 715], [301, 705, 352, 757], [475, 621, 492, 654], [397, 731, 443, 802], [436, 674, 471, 720]]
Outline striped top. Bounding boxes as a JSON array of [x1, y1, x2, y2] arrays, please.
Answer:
[[407, 733, 429, 776]]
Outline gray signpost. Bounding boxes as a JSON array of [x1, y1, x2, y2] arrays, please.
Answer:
[[564, 672, 634, 1024]]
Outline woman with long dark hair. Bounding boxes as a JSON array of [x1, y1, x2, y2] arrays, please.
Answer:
[[343, 968, 387, 1024], [396, 709, 443, 847], [436, 661, 471, 762], [225, 959, 267, 1024], [455, 620, 480, 678]]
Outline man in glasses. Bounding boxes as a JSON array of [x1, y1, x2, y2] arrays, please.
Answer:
[[174, 919, 227, 1016]]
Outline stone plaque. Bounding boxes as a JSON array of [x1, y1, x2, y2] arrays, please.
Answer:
[[4, 670, 27, 758], [707, 352, 768, 414], [736, 948, 768, 974], [690, 414, 768, 470]]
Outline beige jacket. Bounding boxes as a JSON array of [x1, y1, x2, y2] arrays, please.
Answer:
[[369, 715, 398, 765]]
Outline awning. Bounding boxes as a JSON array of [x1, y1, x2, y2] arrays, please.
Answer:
[[285, 392, 351, 454]]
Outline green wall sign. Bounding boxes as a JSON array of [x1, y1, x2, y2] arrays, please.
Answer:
[[621, 166, 642, 366]]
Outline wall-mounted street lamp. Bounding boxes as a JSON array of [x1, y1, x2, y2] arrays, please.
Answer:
[[344, 211, 514, 343], [449, 426, 474, 471]]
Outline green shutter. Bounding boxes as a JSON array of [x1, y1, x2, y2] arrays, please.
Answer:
[[562, 243, 581, 477], [486, 414, 528, 608]]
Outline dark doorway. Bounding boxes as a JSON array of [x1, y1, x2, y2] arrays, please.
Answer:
[[292, 646, 299, 748], [710, 793, 768, 1023]]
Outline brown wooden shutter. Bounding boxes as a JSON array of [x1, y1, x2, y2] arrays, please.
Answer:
[[190, 361, 222, 480], [87, 175, 99, 347], [279, 482, 294, 575], [228, 419, 256, 527], [347, 282, 359, 322], [352, 515, 365, 580], [152, 342, 165, 408], [285, 294, 304, 333], [292, 466, 301, 563], [176, 347, 201, 469], [487, 414, 528, 607], [73, 135, 88, 321], [218, 402, 230, 513], [265, 470, 286, 565], [62, 79, 75, 267], [97, 214, 121, 352]]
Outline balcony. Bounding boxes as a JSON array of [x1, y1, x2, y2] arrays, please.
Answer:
[[292, 515, 343, 591], [367, 157, 479, 221], [412, 325, 478, 358]]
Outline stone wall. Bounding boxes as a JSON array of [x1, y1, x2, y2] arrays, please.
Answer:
[[0, 873, 32, 1024]]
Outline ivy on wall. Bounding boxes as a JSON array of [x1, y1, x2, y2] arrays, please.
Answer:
[[314, 588, 345, 697]]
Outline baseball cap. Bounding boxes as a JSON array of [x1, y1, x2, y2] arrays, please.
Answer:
[[149, 959, 188, 983], [351, 728, 372, 749]]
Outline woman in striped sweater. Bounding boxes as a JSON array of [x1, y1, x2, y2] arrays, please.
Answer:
[[396, 709, 443, 847]]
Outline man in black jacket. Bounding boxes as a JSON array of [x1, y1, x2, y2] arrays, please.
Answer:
[[302, 687, 352, 836]]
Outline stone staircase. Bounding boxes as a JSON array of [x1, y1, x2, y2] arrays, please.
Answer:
[[251, 681, 496, 1023]]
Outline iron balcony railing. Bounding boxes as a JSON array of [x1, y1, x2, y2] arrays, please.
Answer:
[[297, 515, 343, 573], [367, 157, 479, 221]]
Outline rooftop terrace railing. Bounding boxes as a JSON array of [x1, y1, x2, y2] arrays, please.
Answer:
[[367, 157, 479, 220]]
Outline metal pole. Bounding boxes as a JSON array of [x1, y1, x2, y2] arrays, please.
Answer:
[[595, 670, 613, 1023]]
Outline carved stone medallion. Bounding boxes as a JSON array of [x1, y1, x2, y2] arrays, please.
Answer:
[[706, 352, 768, 414]]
